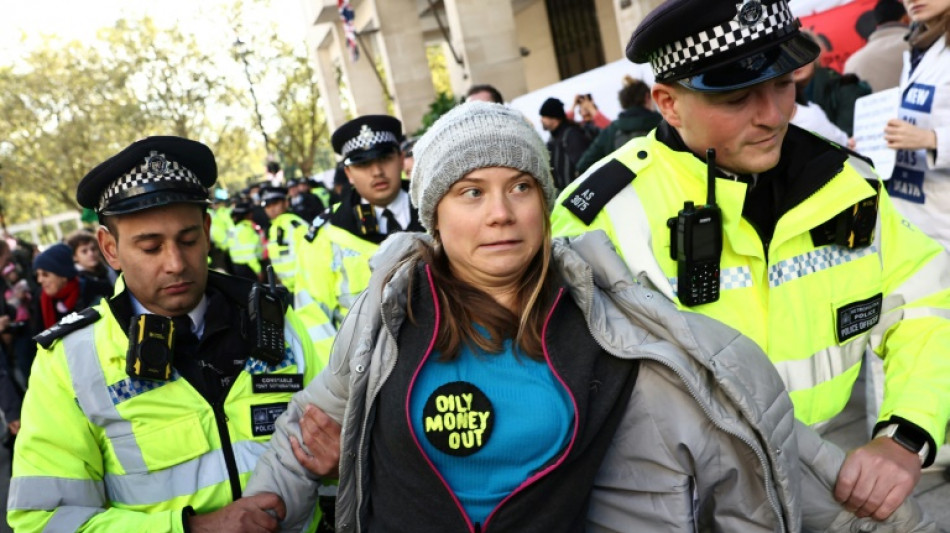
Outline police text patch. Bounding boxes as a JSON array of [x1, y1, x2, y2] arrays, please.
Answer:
[[251, 402, 288, 436], [252, 373, 304, 393], [422, 381, 494, 457], [836, 293, 882, 342]]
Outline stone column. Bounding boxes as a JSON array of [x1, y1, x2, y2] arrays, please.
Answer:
[[372, 0, 436, 134], [335, 17, 389, 117], [443, 0, 528, 101], [313, 26, 347, 132], [615, 0, 665, 54]]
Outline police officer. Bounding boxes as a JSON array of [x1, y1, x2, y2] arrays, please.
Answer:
[[293, 115, 424, 361], [228, 198, 265, 281], [261, 185, 307, 292], [208, 187, 233, 272], [288, 177, 326, 223], [551, 0, 950, 521], [7, 136, 326, 532]]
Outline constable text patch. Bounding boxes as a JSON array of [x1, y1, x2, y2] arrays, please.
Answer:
[[252, 373, 304, 393], [836, 293, 882, 343], [251, 402, 288, 436], [422, 381, 494, 457]]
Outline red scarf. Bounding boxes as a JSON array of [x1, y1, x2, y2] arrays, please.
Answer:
[[41, 277, 80, 329]]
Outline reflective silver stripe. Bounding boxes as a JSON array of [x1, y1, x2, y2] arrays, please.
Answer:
[[332, 243, 352, 303], [307, 323, 337, 343], [772, 339, 866, 393], [63, 328, 148, 474], [8, 477, 106, 510], [603, 185, 677, 301], [768, 245, 878, 288], [888, 250, 950, 305], [285, 320, 309, 373], [44, 507, 103, 533], [903, 306, 950, 321], [295, 289, 315, 310], [105, 440, 267, 506], [668, 265, 753, 297], [271, 254, 294, 266]]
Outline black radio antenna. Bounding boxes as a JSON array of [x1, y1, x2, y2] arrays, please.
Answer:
[[706, 148, 717, 207]]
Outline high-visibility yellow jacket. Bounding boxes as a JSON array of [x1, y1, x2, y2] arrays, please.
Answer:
[[8, 274, 321, 532], [228, 219, 263, 275], [293, 222, 378, 368], [209, 206, 233, 252], [291, 187, 423, 366], [266, 212, 307, 292], [552, 127, 950, 462]]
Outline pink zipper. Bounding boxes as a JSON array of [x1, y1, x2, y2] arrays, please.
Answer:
[[481, 287, 580, 532], [404, 264, 476, 532]]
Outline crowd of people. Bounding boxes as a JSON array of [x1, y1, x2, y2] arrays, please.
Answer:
[[3, 0, 950, 530]]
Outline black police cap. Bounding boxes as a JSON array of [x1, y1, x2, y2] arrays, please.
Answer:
[[260, 186, 289, 205], [626, 0, 819, 92], [77, 136, 216, 216], [231, 199, 253, 216], [331, 115, 403, 166]]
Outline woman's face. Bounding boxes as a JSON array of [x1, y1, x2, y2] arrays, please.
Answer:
[[36, 268, 69, 296], [435, 166, 546, 294], [904, 0, 950, 24]]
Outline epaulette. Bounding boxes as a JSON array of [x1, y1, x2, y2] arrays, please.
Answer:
[[560, 158, 638, 226], [305, 210, 331, 243], [34, 307, 101, 349]]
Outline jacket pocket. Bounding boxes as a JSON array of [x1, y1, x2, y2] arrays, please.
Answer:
[[111, 413, 211, 474]]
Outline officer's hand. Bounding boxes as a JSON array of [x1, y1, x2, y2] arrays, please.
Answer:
[[884, 119, 938, 151], [7, 419, 19, 435], [188, 493, 286, 533], [834, 437, 922, 521], [291, 404, 341, 477]]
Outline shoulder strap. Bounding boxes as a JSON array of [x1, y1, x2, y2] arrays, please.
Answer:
[[34, 307, 101, 350], [305, 210, 331, 243], [560, 159, 637, 225]]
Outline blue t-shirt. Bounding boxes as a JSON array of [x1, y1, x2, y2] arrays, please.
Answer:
[[409, 338, 574, 526]]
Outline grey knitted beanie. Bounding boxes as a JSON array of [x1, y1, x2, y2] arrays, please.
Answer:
[[410, 101, 555, 234]]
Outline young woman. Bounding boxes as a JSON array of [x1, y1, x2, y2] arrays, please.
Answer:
[[886, 0, 950, 249], [246, 102, 933, 532]]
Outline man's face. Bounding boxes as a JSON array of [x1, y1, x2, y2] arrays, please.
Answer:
[[264, 199, 287, 219], [540, 116, 559, 132], [344, 150, 403, 206], [98, 204, 211, 317], [655, 75, 796, 174]]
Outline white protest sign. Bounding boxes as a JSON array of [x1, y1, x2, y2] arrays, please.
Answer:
[[853, 87, 901, 180]]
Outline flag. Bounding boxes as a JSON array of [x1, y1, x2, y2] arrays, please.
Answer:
[[338, 0, 359, 62]]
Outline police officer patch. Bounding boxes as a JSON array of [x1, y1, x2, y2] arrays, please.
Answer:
[[421, 381, 494, 457], [251, 402, 289, 436], [836, 293, 882, 343]]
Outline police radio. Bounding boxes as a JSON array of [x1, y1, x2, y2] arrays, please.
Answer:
[[668, 148, 723, 306], [248, 266, 286, 365], [127, 314, 175, 381]]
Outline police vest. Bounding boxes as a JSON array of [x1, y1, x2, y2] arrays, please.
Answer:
[[8, 296, 320, 531], [552, 132, 950, 440]]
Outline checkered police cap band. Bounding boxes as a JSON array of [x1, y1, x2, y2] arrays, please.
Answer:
[[98, 151, 205, 211], [340, 124, 399, 160], [649, 0, 794, 79]]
